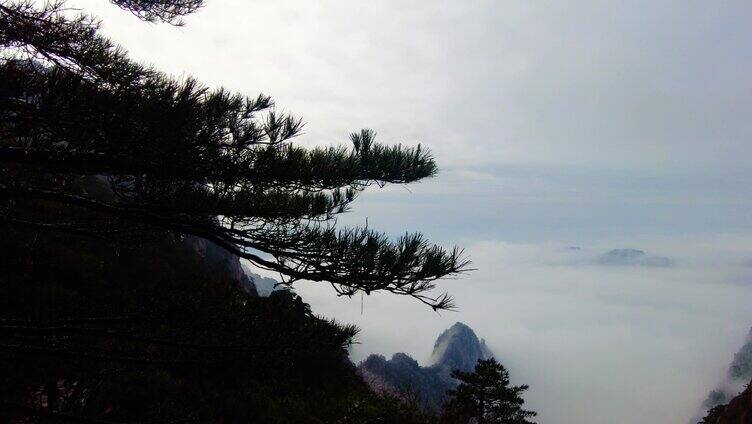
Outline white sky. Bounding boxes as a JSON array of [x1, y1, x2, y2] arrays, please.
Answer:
[[74, 1, 752, 422]]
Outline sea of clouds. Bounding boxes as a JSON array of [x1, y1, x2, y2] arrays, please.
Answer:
[[282, 234, 752, 424]]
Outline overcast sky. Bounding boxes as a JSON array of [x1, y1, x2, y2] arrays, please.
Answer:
[[75, 1, 752, 422]]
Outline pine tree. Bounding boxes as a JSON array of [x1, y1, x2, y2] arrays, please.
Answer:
[[442, 358, 537, 424], [0, 0, 469, 310]]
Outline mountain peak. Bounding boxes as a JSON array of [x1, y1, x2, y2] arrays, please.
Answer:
[[430, 322, 492, 372]]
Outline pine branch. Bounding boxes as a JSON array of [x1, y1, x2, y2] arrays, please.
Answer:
[[0, 0, 470, 310]]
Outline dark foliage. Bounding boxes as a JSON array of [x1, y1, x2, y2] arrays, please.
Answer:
[[0, 223, 431, 423], [0, 0, 469, 311], [441, 358, 536, 424], [699, 404, 726, 424], [697, 381, 752, 424]]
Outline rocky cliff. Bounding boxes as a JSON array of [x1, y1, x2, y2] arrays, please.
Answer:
[[184, 235, 258, 297]]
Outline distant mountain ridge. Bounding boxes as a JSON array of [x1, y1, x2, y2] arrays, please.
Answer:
[[358, 322, 493, 412], [597, 248, 672, 267]]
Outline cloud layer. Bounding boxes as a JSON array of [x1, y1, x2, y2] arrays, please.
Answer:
[[293, 236, 752, 424]]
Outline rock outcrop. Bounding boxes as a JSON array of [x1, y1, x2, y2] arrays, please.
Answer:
[[430, 322, 493, 372]]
